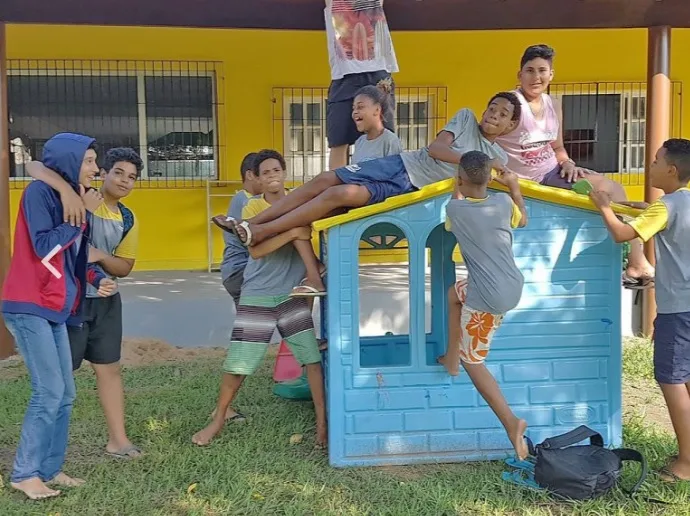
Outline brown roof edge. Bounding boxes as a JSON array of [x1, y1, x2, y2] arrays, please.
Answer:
[[0, 0, 688, 31]]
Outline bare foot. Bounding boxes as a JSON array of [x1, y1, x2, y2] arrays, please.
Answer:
[[437, 354, 459, 376], [625, 265, 655, 282], [509, 419, 529, 460], [192, 420, 225, 446], [47, 472, 86, 488], [11, 478, 61, 500], [659, 457, 690, 482], [315, 423, 328, 450]]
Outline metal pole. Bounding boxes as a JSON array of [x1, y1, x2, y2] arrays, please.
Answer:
[[642, 26, 671, 337], [0, 22, 15, 358]]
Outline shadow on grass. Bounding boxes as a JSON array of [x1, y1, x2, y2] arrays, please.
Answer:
[[0, 355, 689, 515]]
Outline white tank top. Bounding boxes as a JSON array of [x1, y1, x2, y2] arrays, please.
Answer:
[[497, 91, 560, 182], [325, 0, 399, 80]]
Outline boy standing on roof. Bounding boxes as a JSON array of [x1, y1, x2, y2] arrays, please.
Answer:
[[1, 133, 113, 500], [438, 150, 529, 460], [590, 139, 690, 482]]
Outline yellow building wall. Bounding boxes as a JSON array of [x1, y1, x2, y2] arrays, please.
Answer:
[[6, 25, 690, 270]]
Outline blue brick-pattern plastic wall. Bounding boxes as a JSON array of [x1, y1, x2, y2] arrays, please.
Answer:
[[323, 192, 623, 468]]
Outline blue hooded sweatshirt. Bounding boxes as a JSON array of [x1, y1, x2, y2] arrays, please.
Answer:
[[1, 133, 106, 325]]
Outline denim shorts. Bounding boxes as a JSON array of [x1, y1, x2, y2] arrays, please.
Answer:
[[334, 154, 416, 205], [654, 311, 690, 384]]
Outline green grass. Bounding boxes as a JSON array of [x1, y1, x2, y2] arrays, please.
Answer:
[[1, 341, 689, 515]]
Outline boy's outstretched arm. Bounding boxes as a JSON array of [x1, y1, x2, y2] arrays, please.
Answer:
[[26, 160, 93, 226], [589, 190, 639, 243]]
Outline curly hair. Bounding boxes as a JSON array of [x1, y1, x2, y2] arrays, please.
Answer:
[[103, 147, 144, 175]]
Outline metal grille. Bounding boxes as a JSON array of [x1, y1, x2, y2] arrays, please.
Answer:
[[272, 86, 447, 183], [548, 81, 683, 186], [7, 59, 223, 189]]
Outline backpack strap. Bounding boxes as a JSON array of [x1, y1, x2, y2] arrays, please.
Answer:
[[612, 448, 647, 496], [538, 425, 604, 450], [118, 203, 134, 239]]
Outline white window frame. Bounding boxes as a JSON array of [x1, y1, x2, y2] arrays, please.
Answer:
[[619, 92, 646, 174], [282, 95, 329, 183], [7, 68, 218, 181], [549, 88, 646, 175]]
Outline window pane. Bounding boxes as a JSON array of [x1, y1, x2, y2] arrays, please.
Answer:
[[397, 103, 410, 124], [289, 103, 304, 124], [306, 103, 321, 127], [145, 75, 215, 178], [412, 102, 428, 124], [8, 75, 138, 177]]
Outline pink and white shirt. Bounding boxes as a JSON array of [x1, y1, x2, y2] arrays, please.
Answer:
[[496, 90, 560, 183]]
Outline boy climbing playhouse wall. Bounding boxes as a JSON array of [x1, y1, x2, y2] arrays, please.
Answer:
[[313, 179, 632, 468]]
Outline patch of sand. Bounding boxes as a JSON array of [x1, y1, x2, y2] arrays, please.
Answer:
[[623, 379, 673, 434], [120, 338, 225, 366]]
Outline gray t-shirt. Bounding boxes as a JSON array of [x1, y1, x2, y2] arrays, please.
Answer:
[[352, 128, 403, 164], [445, 193, 524, 314], [401, 108, 508, 188], [629, 188, 690, 314], [240, 196, 307, 297], [220, 190, 252, 281]]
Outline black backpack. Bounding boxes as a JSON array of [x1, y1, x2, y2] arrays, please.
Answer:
[[526, 425, 648, 501]]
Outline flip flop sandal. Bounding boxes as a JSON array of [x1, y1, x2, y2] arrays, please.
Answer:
[[235, 220, 253, 247], [572, 178, 594, 196], [290, 284, 327, 298], [622, 273, 654, 289], [105, 444, 143, 460], [657, 466, 690, 483], [211, 216, 236, 234], [501, 469, 541, 490], [227, 412, 247, 423], [505, 456, 536, 473]]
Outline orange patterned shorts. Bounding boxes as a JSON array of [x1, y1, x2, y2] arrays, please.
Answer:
[[454, 278, 504, 364]]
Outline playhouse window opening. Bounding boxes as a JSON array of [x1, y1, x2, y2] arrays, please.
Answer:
[[358, 222, 412, 368]]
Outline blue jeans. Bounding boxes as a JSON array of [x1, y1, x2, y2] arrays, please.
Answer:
[[3, 313, 76, 483]]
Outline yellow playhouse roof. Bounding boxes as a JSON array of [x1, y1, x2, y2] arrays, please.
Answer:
[[312, 178, 642, 231]]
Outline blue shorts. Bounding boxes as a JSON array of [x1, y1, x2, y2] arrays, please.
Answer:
[[653, 311, 690, 384], [334, 154, 416, 205]]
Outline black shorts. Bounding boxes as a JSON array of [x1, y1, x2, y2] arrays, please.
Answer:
[[327, 71, 396, 148], [68, 294, 123, 370], [222, 268, 244, 307], [654, 311, 690, 384]]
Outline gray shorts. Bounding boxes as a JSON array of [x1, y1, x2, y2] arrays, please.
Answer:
[[222, 269, 244, 307]]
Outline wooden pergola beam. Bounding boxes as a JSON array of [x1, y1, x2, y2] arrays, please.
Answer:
[[642, 25, 671, 337]]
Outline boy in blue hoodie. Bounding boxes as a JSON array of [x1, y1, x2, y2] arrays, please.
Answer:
[[1, 133, 113, 500]]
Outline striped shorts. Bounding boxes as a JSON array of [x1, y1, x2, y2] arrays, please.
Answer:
[[224, 294, 321, 375]]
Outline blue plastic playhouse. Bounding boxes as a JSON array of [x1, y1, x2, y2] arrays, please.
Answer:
[[313, 178, 636, 468]]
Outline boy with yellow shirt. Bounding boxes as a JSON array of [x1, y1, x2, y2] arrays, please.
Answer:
[[28, 148, 143, 460], [590, 138, 690, 482], [192, 150, 327, 449]]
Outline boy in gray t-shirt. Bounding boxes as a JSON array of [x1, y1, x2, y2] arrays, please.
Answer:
[[590, 138, 690, 482], [438, 151, 529, 461], [193, 150, 327, 450]]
